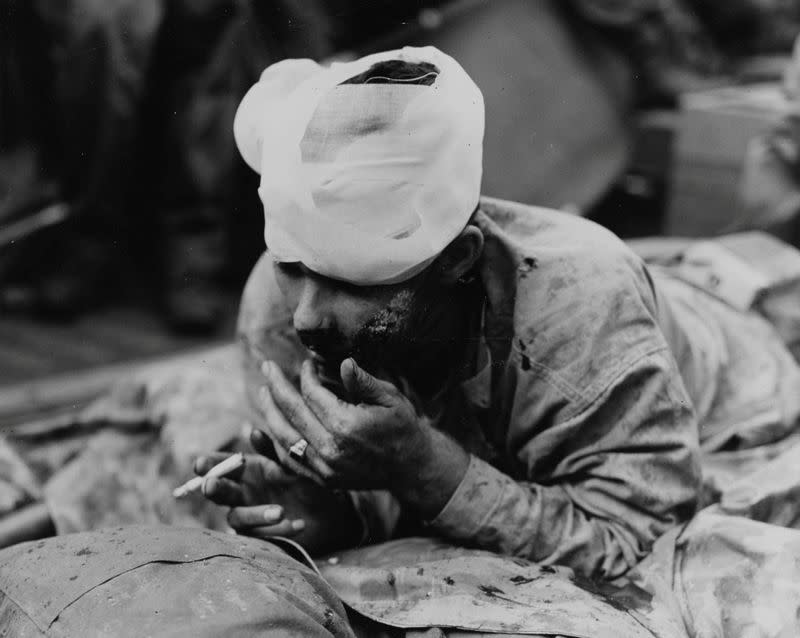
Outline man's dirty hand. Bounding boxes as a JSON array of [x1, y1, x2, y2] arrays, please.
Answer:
[[259, 358, 470, 517], [195, 451, 361, 555]]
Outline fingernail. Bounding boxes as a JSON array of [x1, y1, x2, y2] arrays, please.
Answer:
[[241, 421, 253, 439], [263, 505, 283, 522], [291, 519, 306, 532], [261, 361, 271, 376]]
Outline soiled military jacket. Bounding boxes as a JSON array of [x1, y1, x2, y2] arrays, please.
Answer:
[[238, 197, 800, 580]]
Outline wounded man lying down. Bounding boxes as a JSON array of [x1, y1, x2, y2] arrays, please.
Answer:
[[6, 46, 800, 636]]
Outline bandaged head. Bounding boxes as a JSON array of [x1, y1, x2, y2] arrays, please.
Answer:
[[234, 46, 485, 285]]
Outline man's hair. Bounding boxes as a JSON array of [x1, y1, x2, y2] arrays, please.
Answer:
[[340, 60, 439, 86]]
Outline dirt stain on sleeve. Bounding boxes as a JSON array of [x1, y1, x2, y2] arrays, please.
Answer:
[[478, 584, 506, 596], [509, 575, 537, 585], [518, 257, 539, 278]]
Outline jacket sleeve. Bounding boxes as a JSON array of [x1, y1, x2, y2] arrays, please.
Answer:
[[428, 347, 701, 580]]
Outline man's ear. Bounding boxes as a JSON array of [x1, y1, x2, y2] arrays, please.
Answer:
[[434, 225, 484, 285]]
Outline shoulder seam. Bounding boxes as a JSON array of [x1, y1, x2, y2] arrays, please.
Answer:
[[511, 342, 672, 418]]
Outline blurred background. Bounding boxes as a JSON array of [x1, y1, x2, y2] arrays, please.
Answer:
[[2, 0, 800, 415]]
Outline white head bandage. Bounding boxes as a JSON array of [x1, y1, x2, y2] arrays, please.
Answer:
[[233, 46, 484, 285]]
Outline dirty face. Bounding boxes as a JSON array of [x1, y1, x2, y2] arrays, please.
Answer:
[[272, 261, 447, 383]]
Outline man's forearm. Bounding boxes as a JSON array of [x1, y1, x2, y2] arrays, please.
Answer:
[[392, 427, 471, 520]]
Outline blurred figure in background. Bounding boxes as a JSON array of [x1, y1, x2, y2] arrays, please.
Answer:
[[1, 0, 164, 320], [1, 0, 473, 332], [1, 0, 158, 320], [146, 1, 329, 331], [0, 0, 329, 331]]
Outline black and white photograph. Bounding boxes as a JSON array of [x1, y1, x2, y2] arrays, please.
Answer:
[[2, 1, 800, 635]]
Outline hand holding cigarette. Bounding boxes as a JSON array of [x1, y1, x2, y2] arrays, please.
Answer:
[[194, 430, 364, 554], [173, 452, 246, 498], [193, 450, 307, 538]]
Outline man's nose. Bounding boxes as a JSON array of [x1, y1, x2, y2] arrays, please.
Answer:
[[292, 279, 331, 333]]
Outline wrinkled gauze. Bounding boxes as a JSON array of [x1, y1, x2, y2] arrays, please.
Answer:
[[233, 46, 485, 285]]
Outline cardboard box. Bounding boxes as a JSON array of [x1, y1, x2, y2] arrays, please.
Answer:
[[666, 83, 790, 236]]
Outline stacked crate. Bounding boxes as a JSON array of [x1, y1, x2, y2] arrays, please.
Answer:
[[667, 83, 790, 237]]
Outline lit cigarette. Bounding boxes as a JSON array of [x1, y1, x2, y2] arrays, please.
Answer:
[[173, 453, 245, 498]]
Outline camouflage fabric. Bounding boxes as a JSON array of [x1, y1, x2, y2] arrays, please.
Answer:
[[629, 508, 800, 637], [1, 346, 249, 533]]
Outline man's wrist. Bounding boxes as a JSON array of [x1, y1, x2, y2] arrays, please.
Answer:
[[394, 427, 470, 519]]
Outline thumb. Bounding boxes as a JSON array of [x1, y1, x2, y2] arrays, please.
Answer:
[[340, 358, 395, 406]]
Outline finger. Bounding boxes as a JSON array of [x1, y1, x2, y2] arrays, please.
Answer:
[[245, 518, 306, 539], [197, 453, 283, 488], [299, 358, 349, 421], [202, 476, 245, 506], [194, 453, 229, 475], [258, 385, 316, 476], [258, 382, 332, 482], [227, 504, 284, 530], [193, 453, 246, 481], [300, 359, 369, 430], [257, 379, 305, 454], [249, 427, 279, 462], [340, 358, 397, 407], [244, 454, 300, 486], [263, 361, 329, 449], [248, 424, 307, 478]]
